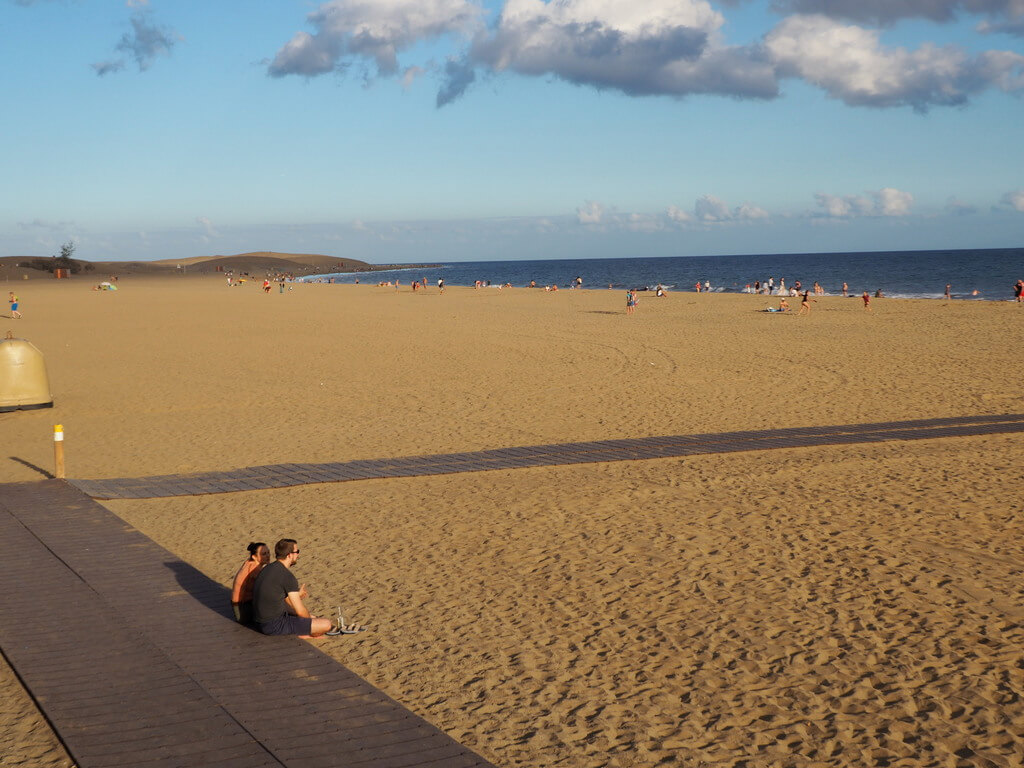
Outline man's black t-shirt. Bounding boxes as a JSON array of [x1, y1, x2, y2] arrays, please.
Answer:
[[252, 561, 299, 624]]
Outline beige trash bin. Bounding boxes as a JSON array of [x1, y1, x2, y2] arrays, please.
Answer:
[[0, 334, 54, 412]]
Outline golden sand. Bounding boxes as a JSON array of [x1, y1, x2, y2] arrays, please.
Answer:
[[2, 276, 1023, 767]]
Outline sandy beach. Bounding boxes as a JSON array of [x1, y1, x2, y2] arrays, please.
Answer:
[[2, 274, 1023, 767]]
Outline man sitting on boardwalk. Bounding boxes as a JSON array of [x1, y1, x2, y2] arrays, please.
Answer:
[[252, 538, 337, 637]]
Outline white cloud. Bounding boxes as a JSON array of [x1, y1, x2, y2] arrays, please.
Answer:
[[1002, 189, 1024, 211], [764, 14, 1024, 109], [576, 200, 606, 224], [268, 0, 483, 77], [814, 188, 914, 217], [459, 0, 777, 102], [695, 194, 732, 221], [666, 205, 694, 223], [265, 0, 1024, 110], [687, 195, 769, 222], [735, 202, 771, 220], [875, 187, 914, 215]]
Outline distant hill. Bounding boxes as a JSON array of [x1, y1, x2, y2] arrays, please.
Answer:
[[0, 252, 381, 278]]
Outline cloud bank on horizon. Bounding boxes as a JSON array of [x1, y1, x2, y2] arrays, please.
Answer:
[[266, 0, 1024, 110]]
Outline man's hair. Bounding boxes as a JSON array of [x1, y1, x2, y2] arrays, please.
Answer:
[[275, 538, 298, 559]]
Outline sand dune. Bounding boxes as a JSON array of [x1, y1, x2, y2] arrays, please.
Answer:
[[2, 275, 1022, 767]]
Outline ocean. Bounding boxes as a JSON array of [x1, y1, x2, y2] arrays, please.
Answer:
[[304, 247, 1023, 301]]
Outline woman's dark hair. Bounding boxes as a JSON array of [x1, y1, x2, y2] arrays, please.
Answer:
[[246, 541, 267, 557]]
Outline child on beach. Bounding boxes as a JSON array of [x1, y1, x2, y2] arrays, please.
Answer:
[[626, 289, 636, 315], [8, 291, 21, 319], [862, 291, 872, 311]]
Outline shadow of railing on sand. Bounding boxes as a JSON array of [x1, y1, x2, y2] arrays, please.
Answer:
[[8, 456, 54, 479]]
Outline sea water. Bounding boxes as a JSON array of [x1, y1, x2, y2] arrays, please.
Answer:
[[306, 247, 1023, 301]]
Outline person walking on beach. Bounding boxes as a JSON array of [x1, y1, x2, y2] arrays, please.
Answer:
[[797, 290, 816, 316], [437, 278, 445, 293], [1015, 279, 1023, 303], [862, 291, 872, 311], [626, 289, 636, 315], [945, 283, 952, 300], [252, 539, 352, 637], [842, 282, 848, 297], [8, 291, 21, 319]]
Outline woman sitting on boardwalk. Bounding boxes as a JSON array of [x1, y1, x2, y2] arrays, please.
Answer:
[[231, 542, 269, 624]]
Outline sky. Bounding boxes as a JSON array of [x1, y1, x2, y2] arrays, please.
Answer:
[[1, 0, 1022, 263]]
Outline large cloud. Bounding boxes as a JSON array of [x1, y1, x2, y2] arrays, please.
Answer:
[[268, 0, 1024, 110], [268, 0, 483, 77], [463, 0, 777, 100], [765, 14, 1024, 109]]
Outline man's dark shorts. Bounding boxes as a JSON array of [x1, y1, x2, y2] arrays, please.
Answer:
[[259, 615, 313, 636]]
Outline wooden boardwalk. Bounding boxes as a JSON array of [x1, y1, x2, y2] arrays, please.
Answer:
[[0, 481, 495, 768], [68, 413, 1024, 500], [4, 414, 1021, 766]]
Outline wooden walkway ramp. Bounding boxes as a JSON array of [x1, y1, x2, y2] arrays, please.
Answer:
[[67, 413, 1024, 500], [0, 480, 496, 768]]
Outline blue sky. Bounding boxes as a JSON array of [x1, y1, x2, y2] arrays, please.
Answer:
[[1, 0, 1022, 263]]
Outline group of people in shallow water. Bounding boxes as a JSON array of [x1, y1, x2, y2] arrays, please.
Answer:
[[231, 539, 366, 638], [744, 278, 828, 297]]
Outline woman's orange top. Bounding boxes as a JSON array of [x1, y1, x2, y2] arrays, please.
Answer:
[[231, 559, 264, 604]]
